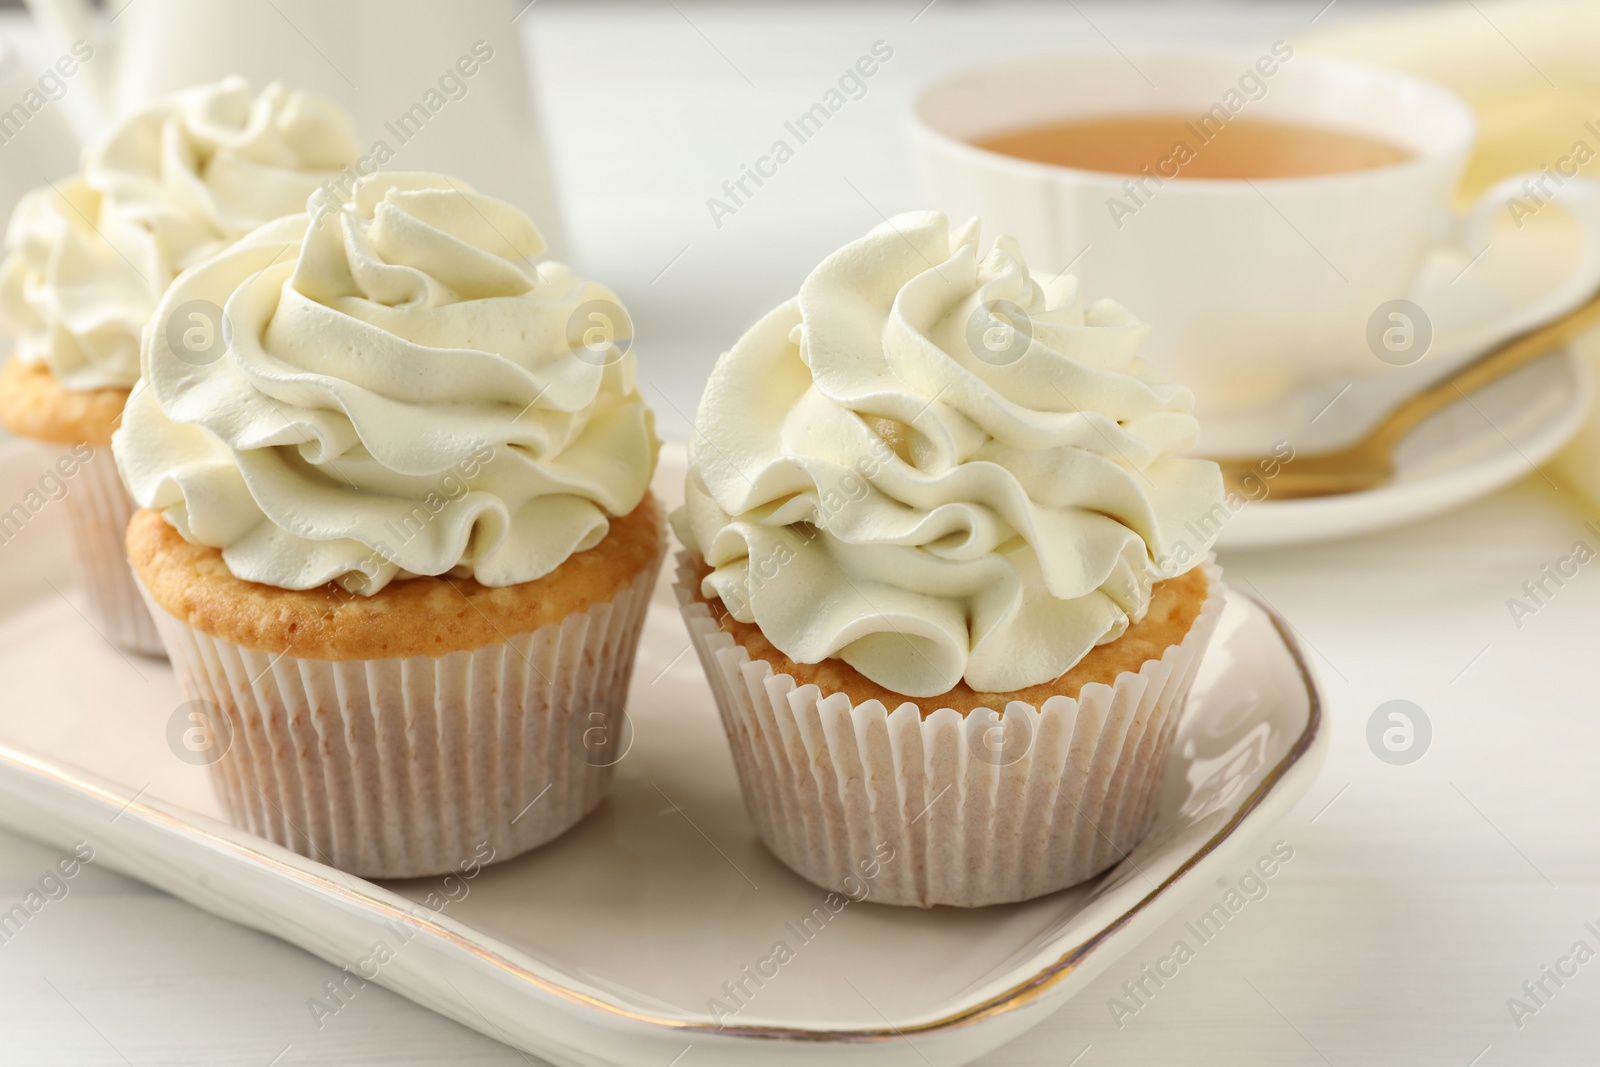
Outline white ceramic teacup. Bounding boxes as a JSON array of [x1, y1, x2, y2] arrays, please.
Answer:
[[910, 48, 1600, 425]]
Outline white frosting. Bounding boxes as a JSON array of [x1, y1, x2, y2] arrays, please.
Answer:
[[114, 172, 658, 594], [672, 212, 1223, 698], [1, 78, 359, 390]]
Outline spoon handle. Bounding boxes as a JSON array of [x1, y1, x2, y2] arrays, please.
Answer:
[[1370, 290, 1600, 451]]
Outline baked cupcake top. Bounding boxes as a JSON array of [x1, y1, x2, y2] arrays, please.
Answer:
[[673, 212, 1224, 698], [0, 78, 359, 392], [114, 172, 658, 595]]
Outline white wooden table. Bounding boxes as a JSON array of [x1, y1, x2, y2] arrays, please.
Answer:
[[4, 2, 1599, 1064]]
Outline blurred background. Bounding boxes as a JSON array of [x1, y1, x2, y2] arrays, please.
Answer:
[[0, 0, 1458, 438]]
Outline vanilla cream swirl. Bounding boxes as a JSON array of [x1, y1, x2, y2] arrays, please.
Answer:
[[1, 78, 359, 391], [115, 172, 658, 594], [673, 212, 1224, 698]]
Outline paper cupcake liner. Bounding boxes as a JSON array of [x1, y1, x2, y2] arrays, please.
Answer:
[[139, 551, 662, 879], [675, 553, 1226, 908], [40, 443, 165, 657]]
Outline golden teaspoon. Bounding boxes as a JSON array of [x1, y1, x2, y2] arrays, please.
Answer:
[[1211, 291, 1600, 500]]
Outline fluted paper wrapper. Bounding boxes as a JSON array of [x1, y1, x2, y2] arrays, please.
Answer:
[[676, 553, 1226, 908], [43, 443, 164, 656], [139, 555, 661, 879]]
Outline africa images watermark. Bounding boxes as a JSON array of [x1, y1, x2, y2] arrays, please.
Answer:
[[1106, 40, 1295, 229], [1503, 116, 1600, 229], [0, 841, 96, 948], [963, 299, 1298, 569], [1106, 839, 1295, 1029], [308, 40, 499, 222], [1156, 440, 1296, 573], [1367, 699, 1431, 765], [0, 39, 94, 148], [306, 841, 497, 1030], [706, 841, 897, 1028], [0, 442, 97, 549], [1505, 918, 1600, 1030], [709, 433, 896, 623], [1504, 520, 1599, 630], [345, 444, 497, 584], [705, 39, 895, 229]]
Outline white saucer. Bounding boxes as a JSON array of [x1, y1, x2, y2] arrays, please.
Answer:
[[1218, 347, 1592, 548], [1208, 203, 1598, 549]]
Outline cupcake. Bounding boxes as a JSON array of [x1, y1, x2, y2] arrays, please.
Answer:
[[114, 172, 662, 878], [0, 78, 360, 655], [672, 212, 1227, 907]]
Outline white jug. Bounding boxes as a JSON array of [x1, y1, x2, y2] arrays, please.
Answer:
[[21, 0, 566, 252], [0, 32, 84, 225]]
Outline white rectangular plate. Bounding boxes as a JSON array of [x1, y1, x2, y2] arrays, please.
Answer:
[[0, 442, 1326, 1066]]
